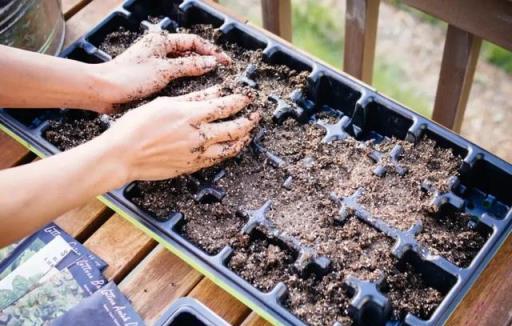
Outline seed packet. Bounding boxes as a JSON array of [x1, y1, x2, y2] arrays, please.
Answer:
[[0, 223, 107, 280], [0, 236, 74, 310], [51, 282, 145, 326], [0, 257, 107, 325], [0, 243, 20, 264]]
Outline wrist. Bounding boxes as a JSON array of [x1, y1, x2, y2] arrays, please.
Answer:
[[84, 133, 132, 189], [87, 62, 123, 112]]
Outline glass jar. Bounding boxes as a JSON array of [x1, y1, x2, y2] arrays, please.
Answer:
[[0, 0, 65, 55]]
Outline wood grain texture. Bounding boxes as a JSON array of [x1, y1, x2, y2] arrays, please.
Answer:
[[261, 0, 292, 41], [84, 214, 156, 282], [61, 0, 94, 19], [120, 246, 202, 324], [448, 235, 512, 326], [432, 25, 481, 132], [0, 132, 33, 170], [64, 0, 123, 47], [343, 0, 380, 83], [403, 0, 512, 51], [189, 278, 251, 325], [241, 312, 272, 326], [55, 199, 111, 241]]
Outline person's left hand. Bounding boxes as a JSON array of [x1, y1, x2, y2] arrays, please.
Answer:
[[91, 32, 231, 113]]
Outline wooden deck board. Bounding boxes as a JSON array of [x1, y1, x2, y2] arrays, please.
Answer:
[[241, 312, 272, 326], [189, 278, 251, 325], [55, 199, 111, 241], [84, 214, 157, 282], [0, 132, 33, 169], [119, 245, 203, 324]]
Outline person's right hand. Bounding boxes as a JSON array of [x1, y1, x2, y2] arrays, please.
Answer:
[[100, 87, 259, 182]]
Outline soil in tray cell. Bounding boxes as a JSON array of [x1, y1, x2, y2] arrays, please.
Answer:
[[98, 25, 145, 58], [128, 150, 286, 255], [44, 111, 108, 150], [228, 219, 395, 326], [177, 152, 286, 254], [354, 137, 463, 231], [417, 210, 489, 268], [384, 263, 444, 321]]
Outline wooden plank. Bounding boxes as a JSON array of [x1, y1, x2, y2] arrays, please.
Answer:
[[120, 246, 203, 324], [343, 0, 380, 83], [404, 0, 512, 51], [84, 214, 156, 282], [432, 25, 481, 132], [55, 199, 111, 241], [0, 132, 34, 169], [448, 235, 512, 326], [241, 312, 272, 326], [64, 0, 123, 47], [189, 278, 251, 325], [61, 0, 94, 20], [261, 0, 292, 41]]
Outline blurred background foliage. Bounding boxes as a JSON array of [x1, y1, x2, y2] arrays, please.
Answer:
[[220, 0, 512, 118]]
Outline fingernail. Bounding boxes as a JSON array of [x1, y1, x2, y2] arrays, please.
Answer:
[[203, 56, 217, 67], [221, 53, 232, 65], [249, 112, 261, 122]]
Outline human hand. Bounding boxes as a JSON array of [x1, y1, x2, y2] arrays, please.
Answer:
[[92, 32, 231, 113], [100, 88, 259, 182]]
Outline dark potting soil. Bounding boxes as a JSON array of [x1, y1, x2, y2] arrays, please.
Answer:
[[98, 25, 145, 58], [42, 24, 485, 324], [384, 263, 444, 320], [417, 211, 489, 268]]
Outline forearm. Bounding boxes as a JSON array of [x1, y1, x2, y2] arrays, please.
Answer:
[[0, 135, 128, 246], [0, 45, 111, 111]]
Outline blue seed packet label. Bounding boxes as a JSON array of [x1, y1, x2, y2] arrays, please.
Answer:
[[51, 282, 145, 326], [0, 223, 107, 279], [63, 256, 108, 295], [0, 256, 107, 325]]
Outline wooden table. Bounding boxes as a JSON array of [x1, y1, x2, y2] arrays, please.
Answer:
[[1, 0, 510, 325]]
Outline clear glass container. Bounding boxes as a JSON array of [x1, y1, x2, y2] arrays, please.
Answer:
[[0, 0, 65, 55]]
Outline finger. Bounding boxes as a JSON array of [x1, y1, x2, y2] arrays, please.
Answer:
[[166, 34, 231, 65], [170, 85, 222, 102], [191, 94, 252, 123], [166, 55, 218, 78], [201, 136, 251, 162], [200, 112, 260, 145]]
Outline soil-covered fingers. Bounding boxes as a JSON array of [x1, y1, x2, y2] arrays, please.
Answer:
[[165, 34, 231, 65], [199, 135, 251, 165], [165, 56, 218, 79], [200, 112, 260, 146], [190, 94, 252, 124], [170, 85, 222, 102]]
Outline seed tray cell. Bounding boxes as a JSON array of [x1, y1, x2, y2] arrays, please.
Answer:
[[0, 0, 511, 325], [154, 297, 229, 326]]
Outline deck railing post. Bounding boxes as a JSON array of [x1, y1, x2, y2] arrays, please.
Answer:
[[261, 0, 292, 41], [432, 25, 481, 132], [343, 0, 380, 83]]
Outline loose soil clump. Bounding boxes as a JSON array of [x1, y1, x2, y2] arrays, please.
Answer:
[[42, 24, 488, 325]]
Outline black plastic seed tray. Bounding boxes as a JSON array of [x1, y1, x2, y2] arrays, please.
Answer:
[[154, 297, 229, 326], [1, 0, 511, 325]]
